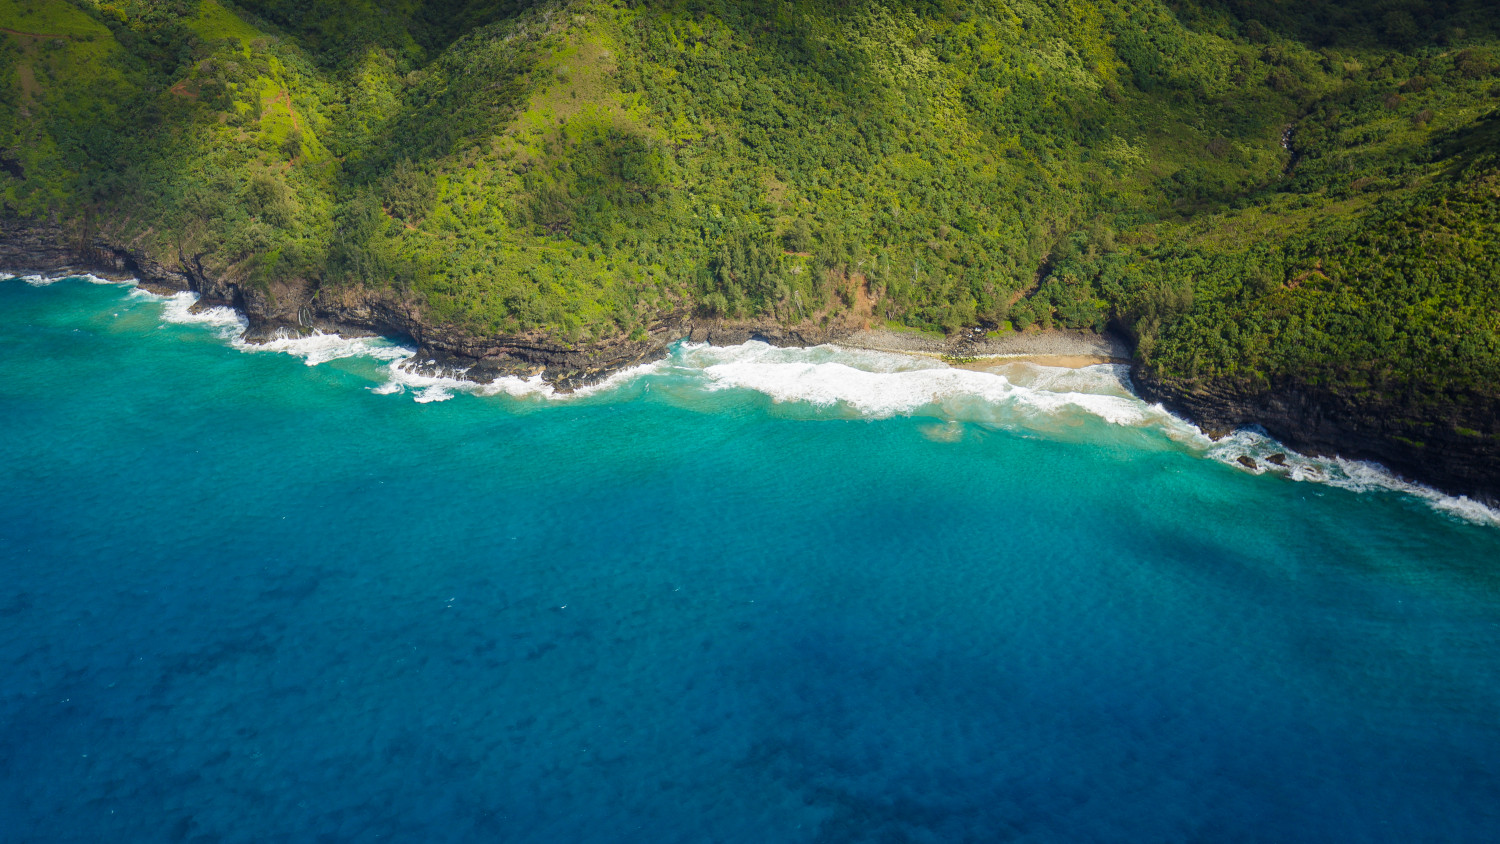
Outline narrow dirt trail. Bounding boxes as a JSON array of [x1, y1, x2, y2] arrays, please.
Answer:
[[1, 28, 69, 39], [278, 89, 301, 134]]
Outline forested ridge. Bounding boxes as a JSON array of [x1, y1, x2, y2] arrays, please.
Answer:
[[3, 0, 1499, 486]]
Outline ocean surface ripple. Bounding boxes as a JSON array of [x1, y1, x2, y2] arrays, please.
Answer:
[[141, 282, 1498, 527], [4, 275, 1499, 842]]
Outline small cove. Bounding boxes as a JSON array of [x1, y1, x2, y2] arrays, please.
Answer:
[[3, 276, 1498, 842]]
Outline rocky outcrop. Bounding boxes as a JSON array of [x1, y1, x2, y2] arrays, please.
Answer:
[[1, 217, 200, 290], [684, 319, 857, 349], [8, 216, 1496, 504], [1, 218, 701, 388], [0, 218, 87, 272], [1134, 367, 1500, 505], [0, 219, 859, 389]]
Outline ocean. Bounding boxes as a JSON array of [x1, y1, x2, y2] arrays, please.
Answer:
[[3, 275, 1498, 842]]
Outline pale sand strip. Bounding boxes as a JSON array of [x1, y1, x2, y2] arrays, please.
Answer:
[[953, 354, 1129, 370], [836, 327, 1132, 369]]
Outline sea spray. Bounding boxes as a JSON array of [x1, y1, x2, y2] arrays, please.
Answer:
[[9, 271, 133, 287], [1202, 428, 1500, 527], [368, 338, 1500, 526], [237, 329, 415, 368], [157, 290, 249, 338]]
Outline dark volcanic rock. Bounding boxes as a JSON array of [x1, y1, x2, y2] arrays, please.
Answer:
[[0, 220, 849, 393], [1135, 366, 1500, 506], [1266, 453, 1288, 467], [685, 319, 855, 348], [1237, 456, 1259, 470], [0, 218, 688, 388], [9, 216, 1497, 506], [1, 218, 194, 290]]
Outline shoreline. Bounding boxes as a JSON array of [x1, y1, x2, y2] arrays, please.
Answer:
[[840, 326, 1133, 361], [15, 268, 1500, 526], [4, 219, 1496, 504], [6, 263, 1131, 372], [732, 328, 1133, 372], [951, 354, 1130, 370]]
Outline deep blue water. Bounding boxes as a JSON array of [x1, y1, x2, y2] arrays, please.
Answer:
[[3, 277, 1499, 843]]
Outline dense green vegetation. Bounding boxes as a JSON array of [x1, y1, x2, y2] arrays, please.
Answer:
[[2, 0, 1498, 401]]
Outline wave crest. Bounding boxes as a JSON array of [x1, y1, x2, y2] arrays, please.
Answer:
[[6, 272, 133, 287], [1204, 429, 1500, 527], [234, 328, 415, 367], [680, 341, 1151, 426], [31, 278, 1496, 528], [158, 291, 248, 338]]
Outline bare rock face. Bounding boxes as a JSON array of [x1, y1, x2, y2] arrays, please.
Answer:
[[0, 220, 86, 272], [685, 319, 856, 349], [1, 218, 713, 391], [1, 219, 201, 293], [1134, 367, 1500, 506], [394, 325, 688, 390]]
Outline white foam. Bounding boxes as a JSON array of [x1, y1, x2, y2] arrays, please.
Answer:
[[13, 275, 1495, 526], [1003, 362, 1137, 398], [366, 351, 667, 403], [158, 291, 249, 339], [153, 292, 417, 367], [372, 359, 481, 403], [676, 342, 1500, 526], [76, 273, 128, 286], [394, 366, 466, 403], [567, 359, 668, 397], [233, 328, 415, 367], [480, 373, 573, 399], [374, 359, 535, 403], [5, 271, 132, 287], [682, 341, 1153, 426], [1201, 427, 1500, 527], [676, 340, 942, 375]]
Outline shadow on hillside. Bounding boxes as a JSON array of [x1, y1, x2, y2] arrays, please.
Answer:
[[1433, 106, 1500, 172], [1196, 0, 1497, 49], [229, 0, 546, 66]]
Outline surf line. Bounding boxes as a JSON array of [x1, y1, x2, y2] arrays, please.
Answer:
[[10, 272, 1498, 526]]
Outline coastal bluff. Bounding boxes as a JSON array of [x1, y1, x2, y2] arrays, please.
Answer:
[[5, 217, 1495, 506]]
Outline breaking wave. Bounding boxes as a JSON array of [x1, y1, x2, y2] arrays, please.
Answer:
[[1202, 429, 1500, 527], [12, 274, 1494, 526], [7, 271, 132, 287], [153, 290, 416, 365], [144, 295, 1500, 527], [235, 328, 415, 367], [158, 291, 249, 338], [674, 341, 1154, 426]]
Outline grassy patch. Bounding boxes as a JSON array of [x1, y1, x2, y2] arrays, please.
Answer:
[[0, 0, 1496, 407], [0, 0, 109, 38], [187, 0, 262, 45]]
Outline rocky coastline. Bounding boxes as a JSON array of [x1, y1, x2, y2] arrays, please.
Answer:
[[1134, 370, 1499, 507], [0, 218, 1120, 385], [4, 217, 1495, 506]]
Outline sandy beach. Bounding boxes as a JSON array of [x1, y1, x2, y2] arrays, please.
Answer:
[[952, 354, 1129, 370], [837, 326, 1132, 369]]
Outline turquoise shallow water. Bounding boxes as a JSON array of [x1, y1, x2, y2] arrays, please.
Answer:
[[3, 277, 1499, 842]]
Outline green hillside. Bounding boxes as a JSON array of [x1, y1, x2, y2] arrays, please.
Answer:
[[3, 0, 1498, 431]]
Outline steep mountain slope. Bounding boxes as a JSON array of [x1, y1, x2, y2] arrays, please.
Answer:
[[3, 0, 1498, 498]]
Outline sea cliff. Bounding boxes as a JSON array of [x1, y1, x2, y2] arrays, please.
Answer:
[[5, 217, 1495, 505], [1134, 370, 1500, 506]]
